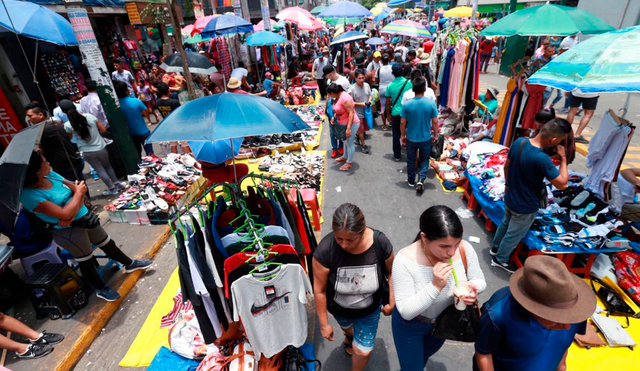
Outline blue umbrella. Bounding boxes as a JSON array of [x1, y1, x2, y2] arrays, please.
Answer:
[[0, 0, 77, 45], [246, 31, 286, 46], [146, 93, 310, 143], [330, 31, 368, 46], [366, 37, 387, 46], [388, 0, 414, 6], [318, 1, 372, 18], [188, 138, 243, 165], [374, 7, 394, 22], [201, 14, 253, 37]]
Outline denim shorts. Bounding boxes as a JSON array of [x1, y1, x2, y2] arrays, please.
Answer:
[[333, 306, 381, 353]]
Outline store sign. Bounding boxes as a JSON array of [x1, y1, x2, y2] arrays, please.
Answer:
[[0, 88, 22, 147], [67, 6, 119, 105], [126, 2, 142, 25]]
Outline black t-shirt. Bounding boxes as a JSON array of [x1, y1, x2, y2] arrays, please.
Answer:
[[155, 98, 181, 119], [40, 120, 81, 173], [314, 229, 393, 318]]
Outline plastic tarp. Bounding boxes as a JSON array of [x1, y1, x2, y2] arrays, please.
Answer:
[[28, 0, 124, 7]]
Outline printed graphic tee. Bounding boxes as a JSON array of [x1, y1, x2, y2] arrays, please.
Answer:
[[231, 264, 312, 359], [314, 230, 393, 318]]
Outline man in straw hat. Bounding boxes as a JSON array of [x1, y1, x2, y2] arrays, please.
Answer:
[[474, 255, 596, 371]]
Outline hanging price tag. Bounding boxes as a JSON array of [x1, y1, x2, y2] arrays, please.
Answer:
[[258, 263, 268, 272], [256, 254, 265, 263]]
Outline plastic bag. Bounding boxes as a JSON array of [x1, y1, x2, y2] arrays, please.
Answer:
[[430, 303, 480, 342], [364, 105, 374, 129]]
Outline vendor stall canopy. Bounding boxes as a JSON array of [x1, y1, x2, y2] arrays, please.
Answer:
[[0, 0, 77, 45]]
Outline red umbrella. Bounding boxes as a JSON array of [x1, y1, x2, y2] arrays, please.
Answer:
[[192, 15, 219, 36], [276, 6, 314, 20]]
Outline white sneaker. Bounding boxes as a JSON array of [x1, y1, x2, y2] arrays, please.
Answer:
[[154, 198, 169, 212]]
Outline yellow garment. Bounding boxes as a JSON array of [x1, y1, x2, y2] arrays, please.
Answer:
[[119, 268, 181, 367], [567, 279, 640, 370], [493, 77, 518, 145]]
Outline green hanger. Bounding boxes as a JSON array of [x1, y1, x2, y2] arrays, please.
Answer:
[[249, 261, 282, 281]]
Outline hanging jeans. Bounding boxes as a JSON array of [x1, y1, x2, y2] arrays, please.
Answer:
[[406, 140, 432, 183], [492, 205, 537, 264], [329, 123, 344, 151], [391, 115, 402, 160], [392, 308, 446, 371], [339, 122, 360, 163]]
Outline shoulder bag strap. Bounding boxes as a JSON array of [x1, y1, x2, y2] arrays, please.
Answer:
[[392, 79, 409, 110], [371, 229, 387, 276], [460, 242, 468, 273]]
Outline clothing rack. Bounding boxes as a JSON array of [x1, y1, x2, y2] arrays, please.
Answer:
[[239, 173, 300, 188]]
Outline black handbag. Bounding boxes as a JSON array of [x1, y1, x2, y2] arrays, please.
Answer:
[[371, 229, 390, 306], [591, 280, 634, 317], [71, 211, 101, 229], [281, 346, 322, 371], [431, 244, 481, 342], [430, 134, 444, 159]]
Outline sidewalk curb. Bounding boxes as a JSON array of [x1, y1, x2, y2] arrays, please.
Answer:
[[54, 226, 172, 371], [576, 143, 589, 157]]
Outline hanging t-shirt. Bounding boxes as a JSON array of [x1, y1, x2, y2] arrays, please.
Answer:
[[231, 264, 312, 359], [314, 230, 393, 318]]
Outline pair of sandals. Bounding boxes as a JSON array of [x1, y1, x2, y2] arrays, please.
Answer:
[[335, 157, 352, 171]]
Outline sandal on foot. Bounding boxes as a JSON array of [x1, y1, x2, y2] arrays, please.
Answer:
[[335, 157, 347, 163], [343, 336, 354, 356], [339, 163, 352, 171]]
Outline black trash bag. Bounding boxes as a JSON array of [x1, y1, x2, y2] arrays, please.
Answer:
[[430, 134, 444, 160], [431, 303, 480, 342]]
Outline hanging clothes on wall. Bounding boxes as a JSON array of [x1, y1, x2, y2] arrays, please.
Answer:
[[519, 83, 546, 129], [493, 76, 523, 147]]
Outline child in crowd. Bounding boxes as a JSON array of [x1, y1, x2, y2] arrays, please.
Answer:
[[137, 79, 161, 125]]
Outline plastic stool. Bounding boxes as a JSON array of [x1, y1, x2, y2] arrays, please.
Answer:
[[21, 240, 64, 277], [27, 264, 87, 320], [461, 179, 478, 211], [477, 209, 496, 232]]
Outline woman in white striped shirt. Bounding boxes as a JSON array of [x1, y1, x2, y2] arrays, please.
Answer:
[[391, 205, 486, 370]]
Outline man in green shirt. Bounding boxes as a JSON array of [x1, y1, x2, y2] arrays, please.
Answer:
[[385, 63, 413, 161]]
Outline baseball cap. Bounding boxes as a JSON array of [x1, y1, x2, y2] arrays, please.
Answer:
[[373, 51, 381, 58]]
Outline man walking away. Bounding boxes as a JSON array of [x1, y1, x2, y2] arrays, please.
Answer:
[[80, 80, 109, 128], [377, 54, 394, 131], [385, 63, 412, 162], [400, 77, 438, 192], [113, 80, 153, 158], [312, 47, 331, 100], [479, 37, 496, 73], [475, 255, 596, 371], [490, 119, 571, 273]]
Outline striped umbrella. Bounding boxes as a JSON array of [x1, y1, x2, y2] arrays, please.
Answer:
[[528, 25, 640, 93], [330, 31, 368, 46], [381, 20, 431, 38]]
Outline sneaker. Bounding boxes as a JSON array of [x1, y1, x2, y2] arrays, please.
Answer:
[[416, 180, 424, 193], [361, 145, 370, 154], [575, 135, 589, 144], [102, 189, 118, 196], [16, 343, 53, 359], [339, 148, 345, 156], [331, 149, 338, 158], [408, 180, 416, 188], [125, 259, 153, 273], [30, 331, 64, 345], [489, 247, 498, 256], [491, 257, 518, 274], [557, 107, 569, 114], [96, 287, 121, 302], [393, 157, 401, 162]]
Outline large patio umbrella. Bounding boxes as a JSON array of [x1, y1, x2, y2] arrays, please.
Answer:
[[184, 33, 211, 44], [0, 124, 44, 228], [161, 51, 217, 75], [528, 25, 640, 94], [146, 93, 311, 184], [324, 17, 361, 26], [276, 6, 314, 20], [253, 19, 279, 32], [0, 0, 77, 45], [443, 6, 476, 18], [310, 5, 327, 15], [318, 1, 372, 18], [191, 15, 218, 36], [246, 31, 286, 46], [480, 3, 614, 37], [366, 37, 387, 46], [277, 9, 321, 30], [387, 0, 414, 7], [381, 20, 431, 38], [331, 31, 368, 46], [188, 138, 243, 165], [201, 14, 253, 37]]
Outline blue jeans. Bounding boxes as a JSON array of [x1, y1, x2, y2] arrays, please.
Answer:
[[406, 140, 432, 182], [391, 115, 402, 160], [542, 87, 563, 107], [329, 123, 344, 151], [492, 205, 537, 264], [132, 131, 154, 157], [333, 306, 381, 353], [340, 122, 360, 163], [392, 308, 445, 371]]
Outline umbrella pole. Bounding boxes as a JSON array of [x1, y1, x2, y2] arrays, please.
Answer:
[[230, 138, 238, 185]]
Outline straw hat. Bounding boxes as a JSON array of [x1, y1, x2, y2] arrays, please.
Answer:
[[227, 77, 241, 89], [487, 86, 500, 98], [509, 256, 596, 324], [322, 46, 330, 53]]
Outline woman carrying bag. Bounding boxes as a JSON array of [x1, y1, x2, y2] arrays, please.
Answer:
[[392, 205, 486, 371]]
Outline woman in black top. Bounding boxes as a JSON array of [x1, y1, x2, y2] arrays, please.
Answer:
[[313, 203, 394, 371]]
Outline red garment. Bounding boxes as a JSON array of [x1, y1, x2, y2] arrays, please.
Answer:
[[612, 252, 640, 305], [201, 162, 249, 184], [521, 83, 547, 129], [231, 89, 249, 94], [160, 292, 194, 328], [480, 40, 495, 54], [287, 199, 311, 255], [423, 40, 435, 54], [223, 244, 302, 298]]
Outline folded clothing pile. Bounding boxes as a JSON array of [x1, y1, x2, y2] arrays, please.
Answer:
[[103, 153, 202, 216], [288, 104, 325, 125], [285, 87, 318, 106], [255, 151, 325, 191]]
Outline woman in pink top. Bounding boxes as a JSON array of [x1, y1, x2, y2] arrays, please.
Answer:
[[328, 83, 360, 171]]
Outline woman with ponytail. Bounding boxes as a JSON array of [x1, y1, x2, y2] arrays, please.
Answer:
[[59, 100, 122, 196]]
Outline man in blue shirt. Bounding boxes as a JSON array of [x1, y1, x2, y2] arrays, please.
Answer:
[[490, 118, 571, 273], [400, 76, 439, 192], [113, 80, 153, 157], [475, 255, 596, 371]]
